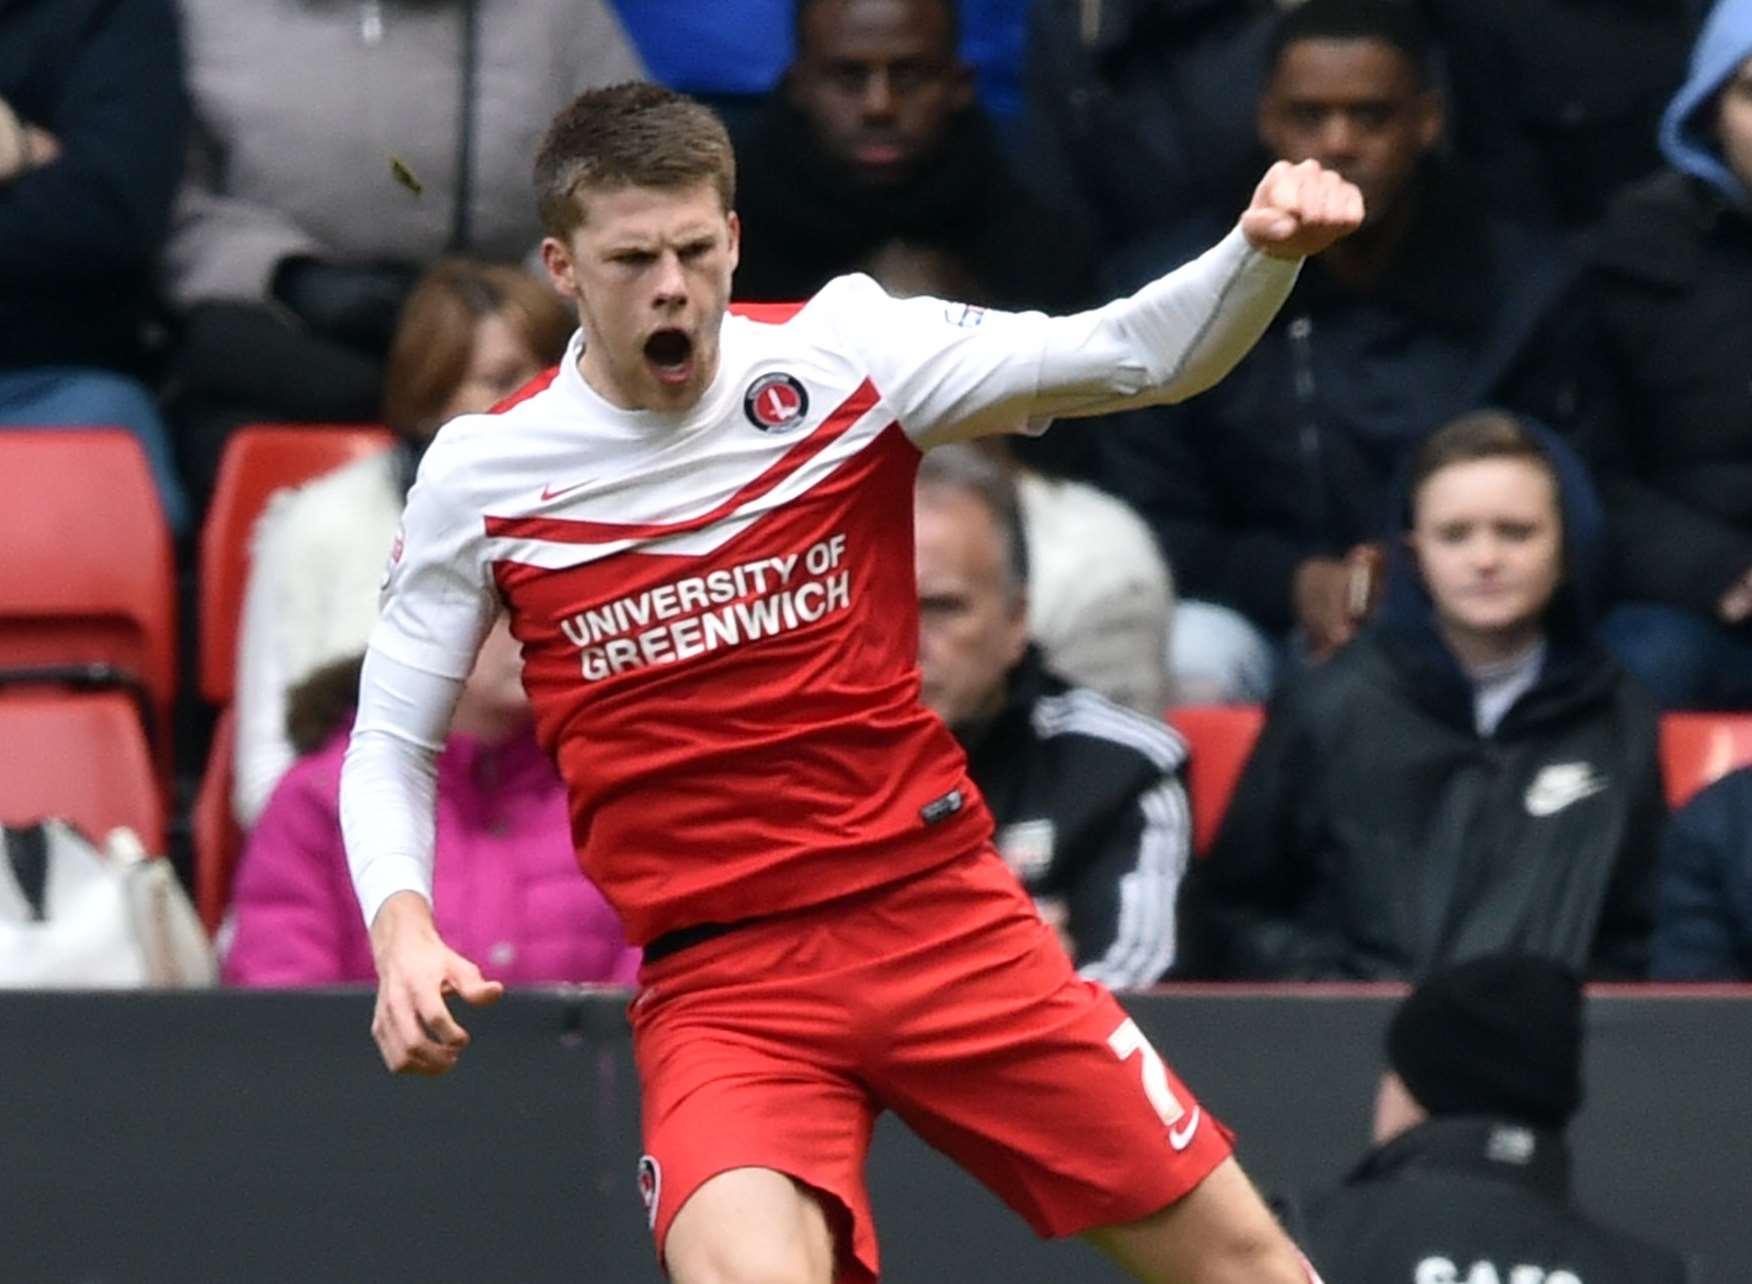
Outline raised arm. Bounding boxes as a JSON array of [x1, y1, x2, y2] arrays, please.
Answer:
[[853, 160, 1363, 448]]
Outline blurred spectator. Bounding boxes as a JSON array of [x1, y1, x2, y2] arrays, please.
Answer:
[[1424, 0, 1701, 231], [1020, 0, 1279, 271], [1014, 459, 1175, 716], [163, 0, 641, 506], [231, 259, 572, 826], [730, 0, 1094, 311], [1282, 954, 1688, 1283], [915, 445, 1188, 987], [613, 0, 1031, 117], [1585, 0, 1752, 710], [1652, 765, 1752, 979], [0, 0, 190, 534], [860, 243, 1173, 712], [1080, 0, 1603, 702], [1184, 412, 1663, 981], [224, 620, 638, 987]]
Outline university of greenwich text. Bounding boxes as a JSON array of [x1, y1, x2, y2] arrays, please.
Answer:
[[560, 534, 852, 681]]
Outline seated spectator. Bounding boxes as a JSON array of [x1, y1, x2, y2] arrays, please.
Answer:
[[1184, 411, 1663, 981], [1020, 0, 1279, 270], [1080, 0, 1603, 702], [1424, 0, 1700, 231], [232, 258, 572, 826], [224, 619, 638, 987], [730, 0, 1095, 312], [914, 445, 1188, 987], [1652, 765, 1752, 980], [0, 0, 190, 534], [163, 0, 642, 505], [858, 242, 1173, 713], [1013, 458, 1175, 716], [1585, 0, 1752, 710], [1281, 954, 1687, 1283]]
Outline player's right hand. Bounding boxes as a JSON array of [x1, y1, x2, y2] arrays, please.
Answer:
[[367, 890, 504, 1076]]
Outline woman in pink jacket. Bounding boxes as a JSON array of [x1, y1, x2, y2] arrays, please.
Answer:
[[223, 620, 638, 987]]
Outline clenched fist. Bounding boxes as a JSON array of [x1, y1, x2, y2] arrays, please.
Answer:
[[1240, 159, 1365, 260]]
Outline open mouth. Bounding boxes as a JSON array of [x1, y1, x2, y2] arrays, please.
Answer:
[[643, 328, 694, 381]]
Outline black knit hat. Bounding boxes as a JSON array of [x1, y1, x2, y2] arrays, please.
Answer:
[[1386, 953, 1585, 1129]]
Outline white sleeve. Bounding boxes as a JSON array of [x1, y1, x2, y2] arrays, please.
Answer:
[[230, 506, 299, 827], [840, 226, 1300, 447], [339, 648, 464, 927], [370, 435, 499, 681], [342, 434, 495, 927]]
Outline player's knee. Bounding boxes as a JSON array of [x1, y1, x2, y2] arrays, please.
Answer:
[[1201, 1230, 1314, 1284]]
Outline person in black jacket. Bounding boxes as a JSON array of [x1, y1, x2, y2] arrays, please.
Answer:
[[1185, 409, 1664, 981], [1653, 765, 1752, 979], [1282, 953, 1688, 1284], [1019, 0, 1279, 268], [1585, 0, 1752, 709], [1072, 0, 1605, 701], [0, 0, 190, 534], [730, 0, 1096, 313], [914, 444, 1189, 987]]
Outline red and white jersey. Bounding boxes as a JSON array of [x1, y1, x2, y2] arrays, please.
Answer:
[[376, 277, 1068, 943], [367, 235, 1298, 943]]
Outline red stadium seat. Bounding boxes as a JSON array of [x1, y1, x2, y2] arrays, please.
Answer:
[[198, 424, 394, 706], [1660, 712, 1752, 810], [1165, 704, 1265, 856], [0, 430, 176, 767], [0, 690, 165, 852], [193, 706, 243, 934]]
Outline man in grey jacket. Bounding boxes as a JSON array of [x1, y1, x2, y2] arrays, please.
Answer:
[[163, 0, 644, 504]]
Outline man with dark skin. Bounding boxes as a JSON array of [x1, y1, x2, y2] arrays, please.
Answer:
[[1257, 14, 1442, 655], [731, 0, 1095, 310], [1082, 0, 1597, 693]]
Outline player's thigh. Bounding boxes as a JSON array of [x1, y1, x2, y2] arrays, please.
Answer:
[[1083, 1156, 1310, 1284], [875, 920, 1234, 1238], [632, 986, 880, 1281], [666, 1166, 837, 1284]]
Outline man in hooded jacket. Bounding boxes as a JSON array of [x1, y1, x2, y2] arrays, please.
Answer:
[[1180, 415, 1664, 981]]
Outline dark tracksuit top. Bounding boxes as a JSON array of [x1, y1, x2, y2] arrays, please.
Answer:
[[956, 647, 1191, 988]]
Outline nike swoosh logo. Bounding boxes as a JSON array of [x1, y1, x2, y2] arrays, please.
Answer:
[[1168, 1105, 1201, 1152], [541, 478, 593, 502]]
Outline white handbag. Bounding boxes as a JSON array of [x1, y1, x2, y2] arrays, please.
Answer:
[[0, 820, 217, 988]]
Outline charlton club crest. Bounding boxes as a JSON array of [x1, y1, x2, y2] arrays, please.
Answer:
[[638, 1155, 662, 1228], [743, 372, 810, 431]]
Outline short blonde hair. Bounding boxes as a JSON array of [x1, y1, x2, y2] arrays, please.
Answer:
[[533, 82, 735, 237]]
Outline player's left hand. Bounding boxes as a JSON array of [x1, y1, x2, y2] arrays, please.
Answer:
[[1239, 159, 1365, 260]]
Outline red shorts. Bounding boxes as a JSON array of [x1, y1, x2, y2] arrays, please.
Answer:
[[628, 847, 1234, 1282]]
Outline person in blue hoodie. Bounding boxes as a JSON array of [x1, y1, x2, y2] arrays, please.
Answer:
[[1181, 409, 1665, 981], [1586, 0, 1752, 709]]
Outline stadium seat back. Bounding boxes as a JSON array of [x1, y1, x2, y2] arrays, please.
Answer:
[[193, 705, 243, 934], [199, 425, 394, 705], [0, 431, 176, 759], [0, 690, 165, 852], [1660, 712, 1752, 810], [1165, 704, 1266, 856]]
